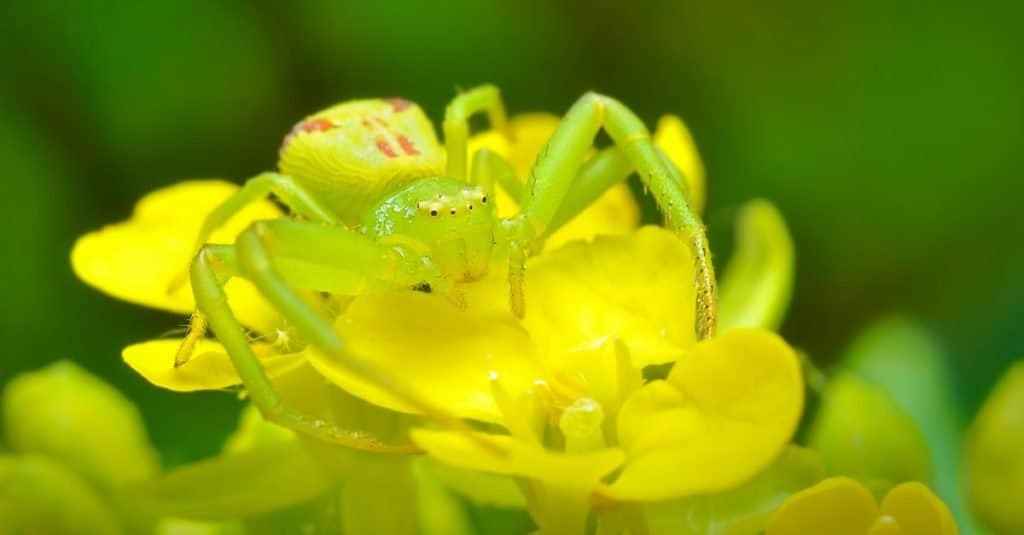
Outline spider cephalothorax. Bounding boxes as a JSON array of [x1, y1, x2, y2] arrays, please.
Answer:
[[363, 179, 495, 284], [171, 85, 717, 452]]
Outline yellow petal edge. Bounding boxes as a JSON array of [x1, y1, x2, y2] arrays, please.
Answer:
[[72, 180, 281, 332]]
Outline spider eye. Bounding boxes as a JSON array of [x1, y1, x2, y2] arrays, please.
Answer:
[[449, 208, 457, 215], [467, 204, 474, 210], [481, 195, 488, 204], [430, 209, 438, 217]]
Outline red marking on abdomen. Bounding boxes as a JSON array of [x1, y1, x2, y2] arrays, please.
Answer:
[[397, 135, 420, 156], [375, 138, 399, 158], [281, 118, 333, 153], [387, 98, 412, 112], [301, 118, 335, 133]]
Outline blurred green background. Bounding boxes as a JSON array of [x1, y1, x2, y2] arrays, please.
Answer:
[[1, 1, 1020, 466]]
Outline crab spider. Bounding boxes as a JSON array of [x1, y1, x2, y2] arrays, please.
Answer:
[[172, 85, 717, 453]]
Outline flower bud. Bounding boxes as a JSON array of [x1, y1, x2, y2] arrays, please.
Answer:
[[965, 361, 1024, 534], [2, 360, 160, 489], [0, 454, 120, 534], [807, 374, 931, 496]]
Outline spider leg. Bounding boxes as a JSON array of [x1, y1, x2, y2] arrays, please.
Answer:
[[473, 143, 680, 237], [443, 84, 508, 180], [168, 172, 339, 293], [543, 146, 641, 237], [506, 92, 718, 340], [171, 173, 343, 364], [470, 148, 522, 201], [175, 217, 415, 365], [229, 219, 495, 451], [189, 242, 416, 453]]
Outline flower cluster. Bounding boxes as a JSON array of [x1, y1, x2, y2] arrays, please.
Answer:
[[29, 110, 994, 534]]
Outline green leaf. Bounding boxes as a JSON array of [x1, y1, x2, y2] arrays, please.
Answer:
[[718, 200, 795, 332], [965, 360, 1024, 535], [644, 445, 825, 535], [807, 373, 931, 495], [0, 454, 121, 535], [842, 317, 985, 533], [132, 439, 335, 520], [2, 360, 160, 489]]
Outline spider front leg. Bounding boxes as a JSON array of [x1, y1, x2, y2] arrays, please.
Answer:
[[506, 92, 718, 340], [189, 241, 416, 453], [544, 145, 684, 237], [168, 172, 339, 293], [171, 172, 342, 365], [224, 219, 489, 448], [470, 148, 522, 201], [443, 84, 508, 180]]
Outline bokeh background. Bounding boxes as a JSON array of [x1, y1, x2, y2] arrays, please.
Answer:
[[1, 1, 1021, 466]]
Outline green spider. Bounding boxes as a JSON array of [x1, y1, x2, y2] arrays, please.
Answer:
[[172, 85, 717, 453]]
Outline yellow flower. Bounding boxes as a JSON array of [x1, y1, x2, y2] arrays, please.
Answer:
[[72, 175, 802, 515], [72, 180, 281, 332], [766, 477, 957, 535], [72, 180, 306, 392], [302, 226, 802, 532], [71, 111, 799, 533]]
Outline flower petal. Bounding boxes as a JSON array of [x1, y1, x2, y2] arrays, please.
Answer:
[[644, 445, 826, 535], [123, 339, 305, 392], [306, 291, 546, 423], [718, 200, 794, 332], [411, 429, 624, 490], [413, 429, 623, 534], [553, 339, 640, 437], [72, 180, 282, 332], [417, 457, 526, 509], [868, 517, 905, 535], [765, 477, 878, 535], [879, 482, 957, 535], [523, 226, 698, 369], [608, 328, 803, 501], [545, 184, 641, 251], [653, 115, 705, 214]]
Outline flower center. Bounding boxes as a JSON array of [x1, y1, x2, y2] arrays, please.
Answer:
[[559, 397, 606, 453]]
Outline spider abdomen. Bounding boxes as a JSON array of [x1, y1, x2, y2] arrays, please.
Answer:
[[279, 98, 445, 223]]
